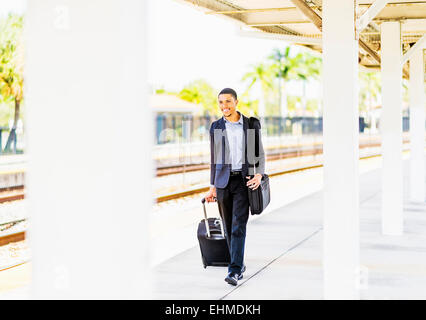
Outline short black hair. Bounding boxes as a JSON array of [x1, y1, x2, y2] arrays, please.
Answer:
[[218, 88, 237, 100]]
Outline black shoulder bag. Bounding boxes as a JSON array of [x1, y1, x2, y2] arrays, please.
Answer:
[[247, 117, 270, 215]]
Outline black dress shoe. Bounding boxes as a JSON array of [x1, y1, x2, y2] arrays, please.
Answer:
[[225, 272, 240, 286]]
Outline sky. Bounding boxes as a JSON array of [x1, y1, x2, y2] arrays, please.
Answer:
[[0, 0, 25, 16], [0, 0, 321, 99], [146, 0, 321, 99]]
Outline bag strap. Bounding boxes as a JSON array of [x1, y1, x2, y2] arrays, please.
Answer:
[[248, 117, 260, 170], [248, 117, 259, 157]]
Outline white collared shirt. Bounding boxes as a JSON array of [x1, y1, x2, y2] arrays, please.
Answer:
[[223, 113, 244, 171]]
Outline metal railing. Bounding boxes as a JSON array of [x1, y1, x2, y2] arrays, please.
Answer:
[[155, 115, 411, 145]]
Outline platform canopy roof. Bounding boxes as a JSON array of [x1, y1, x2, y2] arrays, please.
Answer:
[[179, 0, 426, 77]]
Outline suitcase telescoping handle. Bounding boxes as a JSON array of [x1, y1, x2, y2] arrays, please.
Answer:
[[201, 198, 211, 237], [201, 197, 225, 238]]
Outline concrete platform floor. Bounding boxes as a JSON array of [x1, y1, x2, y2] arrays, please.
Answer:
[[152, 158, 426, 300], [2, 156, 426, 299]]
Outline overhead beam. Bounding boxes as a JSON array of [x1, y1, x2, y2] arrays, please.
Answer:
[[205, 2, 426, 15], [402, 33, 426, 65], [205, 7, 296, 15], [375, 18, 426, 22], [247, 20, 311, 26], [238, 29, 322, 45], [357, 0, 389, 33], [289, 0, 323, 31], [247, 17, 426, 28], [359, 39, 381, 64], [382, 1, 426, 6], [363, 30, 425, 35], [290, 0, 381, 65]]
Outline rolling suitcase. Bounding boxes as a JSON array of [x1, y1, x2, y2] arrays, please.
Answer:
[[198, 198, 230, 268]]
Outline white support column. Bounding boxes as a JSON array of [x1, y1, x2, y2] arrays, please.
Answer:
[[409, 49, 425, 202], [322, 0, 360, 299], [380, 21, 404, 235], [26, 1, 152, 298]]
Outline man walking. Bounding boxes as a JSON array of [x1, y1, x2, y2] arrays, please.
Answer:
[[205, 88, 265, 286]]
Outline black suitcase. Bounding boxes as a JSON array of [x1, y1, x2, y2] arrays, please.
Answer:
[[198, 198, 230, 268]]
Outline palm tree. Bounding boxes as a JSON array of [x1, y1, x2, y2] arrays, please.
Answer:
[[178, 79, 218, 116], [298, 52, 322, 114], [241, 62, 273, 120], [359, 71, 381, 133], [269, 47, 319, 118], [0, 14, 24, 152]]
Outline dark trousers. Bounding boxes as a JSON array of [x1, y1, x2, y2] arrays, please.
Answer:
[[216, 174, 249, 274]]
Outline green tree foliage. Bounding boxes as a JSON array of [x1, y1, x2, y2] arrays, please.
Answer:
[[242, 49, 321, 117], [242, 62, 273, 91], [236, 91, 258, 117], [359, 71, 381, 115], [306, 99, 320, 114], [297, 51, 322, 81], [0, 14, 24, 151], [287, 95, 300, 114], [178, 79, 259, 117], [268, 47, 322, 117], [178, 79, 219, 116], [167, 47, 323, 119], [270, 47, 307, 81], [241, 62, 273, 117]]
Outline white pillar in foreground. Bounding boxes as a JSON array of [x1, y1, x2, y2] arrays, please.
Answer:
[[25, 1, 152, 298], [381, 22, 404, 235], [322, 0, 360, 299], [409, 49, 425, 202]]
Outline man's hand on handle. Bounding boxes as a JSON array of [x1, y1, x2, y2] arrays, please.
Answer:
[[246, 173, 262, 190], [205, 186, 217, 202]]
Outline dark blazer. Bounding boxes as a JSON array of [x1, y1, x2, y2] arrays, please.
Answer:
[[209, 114, 265, 189]]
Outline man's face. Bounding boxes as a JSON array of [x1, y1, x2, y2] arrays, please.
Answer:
[[218, 94, 238, 118]]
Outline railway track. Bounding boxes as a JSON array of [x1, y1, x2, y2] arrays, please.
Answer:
[[0, 260, 29, 272], [0, 147, 406, 273], [0, 218, 26, 230], [0, 214, 27, 245], [0, 220, 27, 272], [0, 192, 24, 204], [0, 185, 25, 203], [155, 151, 384, 203], [155, 140, 386, 176], [0, 229, 25, 246], [0, 151, 375, 250], [0, 188, 27, 252], [0, 217, 27, 272], [0, 144, 402, 247]]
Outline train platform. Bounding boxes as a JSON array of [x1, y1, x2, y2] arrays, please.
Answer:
[[1, 156, 426, 299], [0, 154, 26, 171], [0, 154, 26, 190], [152, 157, 426, 300]]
